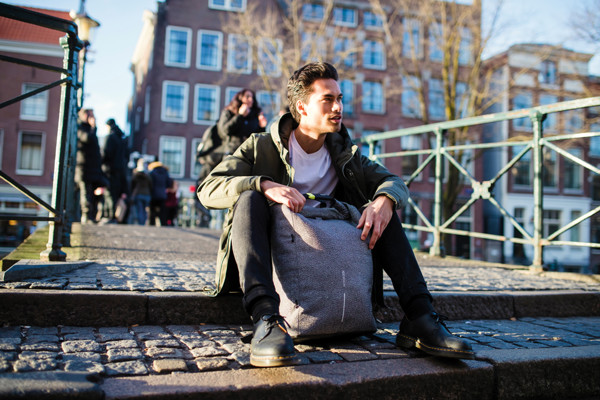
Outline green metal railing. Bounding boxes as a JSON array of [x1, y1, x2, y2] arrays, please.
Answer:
[[360, 97, 600, 271], [0, 3, 82, 261]]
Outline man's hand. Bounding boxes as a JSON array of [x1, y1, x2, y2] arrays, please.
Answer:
[[260, 180, 305, 213], [357, 195, 394, 250]]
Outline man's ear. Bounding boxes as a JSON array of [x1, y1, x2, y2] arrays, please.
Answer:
[[296, 100, 306, 117]]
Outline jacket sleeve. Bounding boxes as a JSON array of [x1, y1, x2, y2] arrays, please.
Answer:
[[360, 154, 410, 209], [218, 109, 246, 139], [197, 135, 267, 210]]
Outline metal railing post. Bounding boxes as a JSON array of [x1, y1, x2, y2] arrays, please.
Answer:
[[430, 126, 444, 257], [530, 110, 544, 272], [40, 34, 81, 261]]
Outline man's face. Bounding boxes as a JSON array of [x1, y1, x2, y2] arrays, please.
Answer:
[[299, 78, 343, 134]]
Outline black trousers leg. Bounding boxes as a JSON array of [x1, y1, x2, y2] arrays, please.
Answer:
[[372, 213, 432, 309], [230, 191, 280, 314]]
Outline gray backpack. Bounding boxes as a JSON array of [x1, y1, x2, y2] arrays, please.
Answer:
[[270, 196, 377, 341]]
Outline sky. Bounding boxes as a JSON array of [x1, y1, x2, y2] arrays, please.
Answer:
[[5, 0, 600, 138]]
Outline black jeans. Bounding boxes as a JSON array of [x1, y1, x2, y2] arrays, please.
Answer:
[[230, 190, 431, 315]]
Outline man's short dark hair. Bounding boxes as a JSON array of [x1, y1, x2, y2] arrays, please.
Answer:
[[287, 62, 338, 123]]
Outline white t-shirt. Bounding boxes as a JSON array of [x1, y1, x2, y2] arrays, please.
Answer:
[[289, 130, 338, 207]]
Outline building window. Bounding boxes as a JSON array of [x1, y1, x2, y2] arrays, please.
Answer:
[[302, 3, 324, 21], [429, 22, 443, 62], [193, 84, 220, 124], [512, 207, 526, 262], [569, 210, 582, 242], [197, 30, 223, 71], [20, 83, 48, 121], [428, 79, 445, 120], [564, 148, 583, 191], [161, 81, 189, 123], [456, 82, 468, 118], [159, 136, 185, 178], [333, 37, 356, 68], [191, 137, 203, 178], [539, 94, 557, 131], [513, 92, 532, 130], [458, 27, 472, 65], [543, 210, 561, 238], [256, 90, 280, 124], [301, 32, 325, 61], [542, 148, 557, 189], [591, 123, 600, 156], [257, 38, 282, 77], [402, 76, 421, 118], [564, 97, 584, 132], [539, 60, 557, 85], [364, 10, 383, 30], [225, 86, 243, 106], [17, 131, 44, 176], [403, 18, 421, 58], [227, 34, 252, 74], [144, 87, 151, 124], [333, 7, 357, 27], [209, 0, 245, 12], [363, 39, 385, 70], [512, 145, 531, 187], [361, 130, 382, 158], [362, 81, 384, 114], [401, 134, 421, 180], [165, 26, 191, 68], [340, 79, 354, 117]]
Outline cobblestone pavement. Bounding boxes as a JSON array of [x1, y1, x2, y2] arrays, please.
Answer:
[[0, 317, 598, 377], [1, 259, 598, 292]]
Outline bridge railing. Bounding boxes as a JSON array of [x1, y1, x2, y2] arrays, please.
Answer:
[[0, 4, 82, 261], [359, 97, 600, 271]]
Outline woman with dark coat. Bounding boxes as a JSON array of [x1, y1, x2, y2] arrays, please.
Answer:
[[217, 89, 267, 156]]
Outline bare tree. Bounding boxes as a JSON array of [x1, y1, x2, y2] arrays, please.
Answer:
[[569, 1, 600, 47]]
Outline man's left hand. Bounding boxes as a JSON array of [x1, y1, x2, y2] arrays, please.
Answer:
[[357, 195, 394, 250]]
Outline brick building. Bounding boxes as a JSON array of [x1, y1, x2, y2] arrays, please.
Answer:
[[482, 44, 598, 272], [0, 6, 71, 255], [128, 0, 483, 257]]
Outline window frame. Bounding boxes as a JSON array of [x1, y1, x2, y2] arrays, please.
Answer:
[[364, 10, 384, 30], [191, 137, 203, 178], [403, 18, 422, 58], [164, 26, 192, 68], [333, 6, 357, 27], [193, 84, 221, 125], [20, 83, 48, 122], [402, 76, 422, 118], [257, 38, 282, 77], [564, 148, 584, 193], [208, 0, 246, 12], [227, 34, 252, 74], [159, 135, 186, 179], [539, 60, 557, 85], [256, 90, 281, 124], [362, 80, 385, 114], [161, 81, 189, 123], [16, 130, 45, 176], [340, 79, 354, 117], [302, 3, 324, 21], [512, 92, 533, 130], [428, 79, 445, 120], [197, 30, 223, 71], [362, 39, 385, 70], [512, 144, 532, 188]]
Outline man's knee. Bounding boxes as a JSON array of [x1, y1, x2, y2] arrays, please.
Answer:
[[235, 190, 268, 212]]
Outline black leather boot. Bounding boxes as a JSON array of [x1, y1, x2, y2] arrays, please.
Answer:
[[396, 312, 475, 359], [250, 314, 297, 367]]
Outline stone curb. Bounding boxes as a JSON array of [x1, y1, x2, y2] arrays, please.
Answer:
[[0, 371, 103, 399], [98, 346, 600, 400], [1, 289, 598, 327], [0, 261, 92, 282]]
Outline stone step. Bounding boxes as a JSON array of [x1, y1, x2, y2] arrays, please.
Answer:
[[1, 288, 598, 327]]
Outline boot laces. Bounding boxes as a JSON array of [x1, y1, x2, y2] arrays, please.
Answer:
[[260, 314, 290, 342]]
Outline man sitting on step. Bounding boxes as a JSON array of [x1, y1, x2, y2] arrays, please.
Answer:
[[198, 62, 474, 367]]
